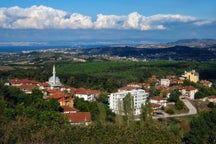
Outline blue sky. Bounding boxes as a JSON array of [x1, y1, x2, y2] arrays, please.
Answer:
[[0, 0, 215, 42], [1, 0, 216, 18]]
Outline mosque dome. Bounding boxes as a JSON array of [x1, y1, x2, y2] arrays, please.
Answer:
[[48, 65, 62, 87], [48, 76, 61, 87]]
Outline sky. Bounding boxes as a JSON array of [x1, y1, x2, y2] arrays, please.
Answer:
[[0, 0, 216, 43]]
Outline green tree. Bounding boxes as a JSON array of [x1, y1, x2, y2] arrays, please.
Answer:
[[184, 109, 216, 144], [96, 93, 108, 104], [168, 89, 181, 102], [175, 100, 184, 110], [123, 93, 134, 125], [140, 98, 153, 122], [115, 99, 124, 126]]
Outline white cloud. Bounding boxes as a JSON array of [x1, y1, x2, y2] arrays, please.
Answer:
[[194, 20, 213, 26], [0, 5, 213, 30], [94, 14, 126, 29]]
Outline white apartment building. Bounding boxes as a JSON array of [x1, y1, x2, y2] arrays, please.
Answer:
[[109, 89, 148, 115]]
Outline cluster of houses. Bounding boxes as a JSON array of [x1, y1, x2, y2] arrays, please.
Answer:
[[6, 67, 215, 123], [6, 65, 100, 125], [108, 70, 213, 114]]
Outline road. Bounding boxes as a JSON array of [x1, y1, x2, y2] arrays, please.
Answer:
[[153, 98, 197, 119]]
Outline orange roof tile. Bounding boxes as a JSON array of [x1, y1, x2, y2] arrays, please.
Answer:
[[184, 86, 197, 91], [61, 106, 78, 112], [118, 86, 137, 91], [150, 96, 166, 101], [10, 78, 36, 85], [17, 84, 37, 92], [65, 112, 92, 123], [38, 82, 49, 87], [75, 88, 100, 95], [208, 96, 216, 99], [151, 103, 161, 108]]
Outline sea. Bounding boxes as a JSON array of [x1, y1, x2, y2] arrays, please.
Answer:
[[0, 45, 104, 53]]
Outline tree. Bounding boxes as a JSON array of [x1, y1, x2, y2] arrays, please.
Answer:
[[74, 97, 99, 121], [184, 109, 216, 144], [175, 100, 184, 110], [115, 99, 124, 126], [168, 89, 181, 102], [123, 93, 134, 125], [207, 102, 215, 108], [96, 93, 108, 104], [140, 98, 153, 122]]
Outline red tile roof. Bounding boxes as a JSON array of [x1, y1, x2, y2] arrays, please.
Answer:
[[118, 86, 137, 91], [46, 89, 71, 99], [150, 96, 166, 101], [75, 88, 100, 95], [208, 96, 216, 99], [66, 112, 92, 123], [184, 86, 197, 91], [37, 82, 49, 87], [10, 79, 36, 85], [61, 106, 78, 113], [17, 84, 37, 92], [151, 103, 161, 108]]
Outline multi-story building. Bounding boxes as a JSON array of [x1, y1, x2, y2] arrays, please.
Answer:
[[181, 70, 199, 83], [109, 89, 148, 115]]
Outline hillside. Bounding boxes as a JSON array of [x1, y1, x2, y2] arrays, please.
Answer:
[[80, 45, 216, 61]]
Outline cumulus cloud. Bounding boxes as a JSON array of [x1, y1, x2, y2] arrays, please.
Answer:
[[194, 20, 213, 26], [94, 14, 126, 29], [0, 5, 93, 29], [0, 5, 213, 30]]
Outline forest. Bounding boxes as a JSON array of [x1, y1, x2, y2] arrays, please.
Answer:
[[1, 60, 216, 92]]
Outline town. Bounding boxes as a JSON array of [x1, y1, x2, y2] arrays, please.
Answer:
[[4, 64, 215, 125]]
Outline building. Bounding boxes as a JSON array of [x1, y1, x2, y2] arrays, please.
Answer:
[[48, 65, 62, 87], [66, 112, 92, 125], [181, 70, 199, 83], [200, 80, 212, 87], [109, 89, 148, 115], [202, 96, 216, 103], [45, 89, 74, 107], [160, 79, 170, 87], [180, 86, 198, 99], [73, 88, 100, 101], [118, 86, 137, 92], [150, 96, 167, 107]]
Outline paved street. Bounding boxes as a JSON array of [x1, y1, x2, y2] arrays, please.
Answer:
[[153, 98, 197, 119]]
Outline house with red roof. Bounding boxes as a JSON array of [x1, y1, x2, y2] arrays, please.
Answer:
[[126, 82, 143, 88], [118, 86, 137, 92], [180, 86, 198, 99], [202, 96, 216, 103], [60, 105, 92, 125], [200, 80, 212, 88], [37, 82, 50, 90], [17, 84, 37, 94], [151, 103, 162, 113], [61, 105, 78, 114], [9, 78, 36, 87], [74, 88, 100, 101], [65, 112, 92, 125], [150, 96, 167, 107], [46, 89, 74, 107]]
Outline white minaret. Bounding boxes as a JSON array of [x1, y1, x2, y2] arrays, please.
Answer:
[[53, 65, 56, 85]]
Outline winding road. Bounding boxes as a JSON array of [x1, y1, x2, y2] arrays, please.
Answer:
[[153, 98, 197, 119]]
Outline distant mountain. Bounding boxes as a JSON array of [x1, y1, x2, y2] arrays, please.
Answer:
[[170, 39, 216, 47], [136, 39, 216, 48], [80, 44, 216, 61]]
